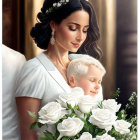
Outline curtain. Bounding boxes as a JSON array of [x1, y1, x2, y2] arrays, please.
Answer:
[[90, 0, 116, 98]]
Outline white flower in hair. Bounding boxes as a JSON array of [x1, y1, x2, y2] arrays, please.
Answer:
[[53, 3, 57, 7], [57, 2, 62, 7], [46, 0, 70, 14]]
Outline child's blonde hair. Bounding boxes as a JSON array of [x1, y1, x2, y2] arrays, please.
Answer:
[[67, 55, 106, 80]]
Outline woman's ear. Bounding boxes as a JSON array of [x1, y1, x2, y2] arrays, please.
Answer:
[[50, 21, 56, 31], [68, 75, 76, 88]]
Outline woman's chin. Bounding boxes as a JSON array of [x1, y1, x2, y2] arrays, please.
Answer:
[[69, 48, 79, 53]]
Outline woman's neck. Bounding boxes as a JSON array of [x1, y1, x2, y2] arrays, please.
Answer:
[[45, 44, 70, 67], [45, 44, 71, 82]]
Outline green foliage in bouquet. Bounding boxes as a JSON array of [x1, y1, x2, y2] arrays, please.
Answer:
[[110, 89, 137, 140], [28, 88, 137, 140]]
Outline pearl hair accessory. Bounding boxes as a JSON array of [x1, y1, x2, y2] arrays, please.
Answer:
[[50, 31, 55, 46]]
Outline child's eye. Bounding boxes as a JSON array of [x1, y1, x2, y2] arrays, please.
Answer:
[[98, 80, 102, 84], [89, 79, 96, 82]]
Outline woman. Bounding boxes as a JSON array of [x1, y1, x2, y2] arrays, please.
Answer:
[[16, 0, 102, 139]]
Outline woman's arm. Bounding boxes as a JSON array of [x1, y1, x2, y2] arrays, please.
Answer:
[[16, 97, 42, 140]]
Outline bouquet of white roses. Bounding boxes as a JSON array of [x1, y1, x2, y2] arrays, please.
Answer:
[[29, 87, 137, 140]]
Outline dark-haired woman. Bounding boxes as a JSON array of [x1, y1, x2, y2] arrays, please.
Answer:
[[15, 0, 102, 139]]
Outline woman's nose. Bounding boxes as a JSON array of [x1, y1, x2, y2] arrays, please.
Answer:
[[76, 31, 84, 42]]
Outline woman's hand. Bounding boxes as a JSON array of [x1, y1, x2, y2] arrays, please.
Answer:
[[16, 97, 41, 140]]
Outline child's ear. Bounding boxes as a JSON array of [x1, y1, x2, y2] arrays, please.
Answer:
[[68, 76, 76, 88]]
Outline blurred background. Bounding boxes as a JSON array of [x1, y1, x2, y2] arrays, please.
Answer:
[[2, 0, 137, 110]]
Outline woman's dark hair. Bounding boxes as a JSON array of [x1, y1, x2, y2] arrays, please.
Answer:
[[30, 0, 102, 59]]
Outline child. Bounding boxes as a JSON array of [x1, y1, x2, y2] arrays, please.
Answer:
[[67, 55, 106, 98]]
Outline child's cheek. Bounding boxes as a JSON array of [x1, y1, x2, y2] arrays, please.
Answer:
[[82, 83, 91, 94]]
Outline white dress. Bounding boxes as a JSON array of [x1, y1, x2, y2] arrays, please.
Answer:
[[16, 52, 71, 107], [16, 52, 103, 107], [15, 52, 103, 137], [2, 45, 26, 140]]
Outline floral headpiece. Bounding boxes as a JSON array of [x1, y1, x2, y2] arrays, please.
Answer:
[[46, 0, 89, 14]]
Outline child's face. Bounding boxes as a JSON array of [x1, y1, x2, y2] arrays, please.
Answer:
[[72, 65, 104, 97]]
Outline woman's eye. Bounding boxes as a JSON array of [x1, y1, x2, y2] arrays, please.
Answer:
[[83, 30, 88, 33], [83, 27, 89, 33], [69, 26, 77, 31]]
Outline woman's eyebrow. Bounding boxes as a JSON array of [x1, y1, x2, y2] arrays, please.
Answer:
[[68, 22, 89, 27]]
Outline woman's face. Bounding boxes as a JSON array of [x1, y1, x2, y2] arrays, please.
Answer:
[[53, 10, 89, 52]]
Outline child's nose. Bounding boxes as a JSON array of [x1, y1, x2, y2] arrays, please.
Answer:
[[95, 84, 100, 90]]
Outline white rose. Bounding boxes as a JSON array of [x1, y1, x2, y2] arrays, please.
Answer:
[[74, 132, 93, 140], [57, 117, 84, 140], [89, 108, 117, 131], [38, 102, 67, 124], [58, 87, 84, 108], [114, 120, 131, 134], [78, 95, 98, 113], [96, 133, 116, 140], [102, 99, 121, 113]]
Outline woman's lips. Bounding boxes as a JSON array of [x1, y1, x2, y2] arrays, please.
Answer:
[[72, 43, 80, 48]]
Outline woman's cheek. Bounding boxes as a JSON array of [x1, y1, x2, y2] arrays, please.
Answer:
[[58, 27, 74, 41]]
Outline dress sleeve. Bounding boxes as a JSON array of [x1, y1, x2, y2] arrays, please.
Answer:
[[15, 59, 46, 99], [17, 54, 26, 71]]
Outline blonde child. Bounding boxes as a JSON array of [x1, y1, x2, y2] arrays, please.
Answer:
[[67, 55, 106, 98]]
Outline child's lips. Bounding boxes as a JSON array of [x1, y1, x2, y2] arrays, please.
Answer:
[[91, 91, 97, 95]]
